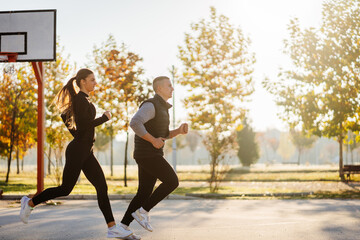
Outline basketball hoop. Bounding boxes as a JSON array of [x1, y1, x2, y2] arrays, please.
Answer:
[[0, 52, 18, 62], [0, 52, 18, 75], [0, 9, 57, 194]]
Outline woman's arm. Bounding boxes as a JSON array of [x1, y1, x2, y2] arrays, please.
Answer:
[[75, 96, 109, 131]]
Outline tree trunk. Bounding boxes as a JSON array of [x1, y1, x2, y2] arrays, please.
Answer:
[[6, 110, 16, 183], [209, 154, 216, 192], [110, 131, 114, 177], [297, 148, 302, 165], [124, 130, 129, 187], [16, 147, 20, 174], [21, 157, 24, 171], [48, 147, 52, 175], [339, 132, 345, 182], [6, 150, 13, 183]]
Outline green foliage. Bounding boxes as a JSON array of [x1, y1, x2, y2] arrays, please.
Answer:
[[263, 0, 360, 180], [178, 7, 255, 192], [236, 118, 259, 166]]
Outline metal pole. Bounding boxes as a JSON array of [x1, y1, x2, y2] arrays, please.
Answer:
[[32, 62, 45, 194], [171, 65, 177, 172]]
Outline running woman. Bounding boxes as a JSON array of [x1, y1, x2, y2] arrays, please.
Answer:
[[19, 68, 140, 240], [119, 76, 188, 232]]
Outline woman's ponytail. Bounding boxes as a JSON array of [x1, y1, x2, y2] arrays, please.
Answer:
[[66, 77, 77, 98], [52, 68, 94, 129], [52, 76, 78, 128]]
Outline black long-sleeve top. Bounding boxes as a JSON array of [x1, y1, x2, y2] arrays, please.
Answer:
[[61, 91, 109, 144]]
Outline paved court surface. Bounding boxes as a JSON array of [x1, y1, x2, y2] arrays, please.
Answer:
[[1, 199, 359, 240]]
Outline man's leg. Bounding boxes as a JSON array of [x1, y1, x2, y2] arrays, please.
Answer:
[[121, 163, 157, 226], [139, 155, 179, 212]]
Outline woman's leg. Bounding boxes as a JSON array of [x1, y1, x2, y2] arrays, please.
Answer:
[[121, 164, 157, 226], [82, 151, 114, 224], [31, 141, 85, 206]]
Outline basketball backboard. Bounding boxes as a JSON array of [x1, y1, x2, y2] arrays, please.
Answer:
[[0, 9, 56, 62]]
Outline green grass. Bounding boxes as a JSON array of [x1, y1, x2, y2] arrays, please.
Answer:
[[177, 168, 360, 182], [1, 167, 360, 199]]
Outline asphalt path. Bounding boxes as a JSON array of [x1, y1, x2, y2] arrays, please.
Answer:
[[1, 199, 359, 240]]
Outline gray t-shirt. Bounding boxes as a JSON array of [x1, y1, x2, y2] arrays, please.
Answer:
[[129, 102, 155, 137]]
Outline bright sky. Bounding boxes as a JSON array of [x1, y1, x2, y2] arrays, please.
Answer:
[[1, 0, 324, 132]]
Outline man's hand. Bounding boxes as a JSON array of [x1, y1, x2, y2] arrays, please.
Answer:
[[178, 123, 188, 134], [151, 137, 166, 149]]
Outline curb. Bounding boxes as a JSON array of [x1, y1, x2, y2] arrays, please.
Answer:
[[0, 194, 198, 201], [185, 192, 314, 198]]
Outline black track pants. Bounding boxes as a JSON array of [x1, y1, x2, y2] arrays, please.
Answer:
[[121, 155, 179, 225], [32, 140, 114, 223]]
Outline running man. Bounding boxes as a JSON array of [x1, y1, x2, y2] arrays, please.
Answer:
[[119, 76, 188, 232]]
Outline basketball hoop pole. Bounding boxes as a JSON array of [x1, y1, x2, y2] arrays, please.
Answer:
[[32, 62, 45, 194]]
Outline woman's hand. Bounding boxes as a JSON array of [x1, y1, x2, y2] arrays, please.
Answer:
[[104, 111, 111, 120]]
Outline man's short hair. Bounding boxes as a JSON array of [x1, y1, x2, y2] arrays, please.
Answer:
[[153, 76, 170, 92]]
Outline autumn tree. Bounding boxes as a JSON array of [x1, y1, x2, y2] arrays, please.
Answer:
[[290, 130, 317, 165], [178, 7, 255, 192], [90, 35, 152, 186], [263, 0, 360, 180], [0, 65, 37, 182], [236, 118, 259, 167]]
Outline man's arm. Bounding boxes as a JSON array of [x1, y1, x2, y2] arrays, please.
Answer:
[[167, 123, 188, 139], [130, 102, 166, 149]]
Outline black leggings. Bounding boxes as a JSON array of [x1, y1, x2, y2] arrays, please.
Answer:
[[121, 155, 179, 225], [32, 140, 114, 224]]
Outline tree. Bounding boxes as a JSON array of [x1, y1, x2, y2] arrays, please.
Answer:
[[90, 35, 152, 186], [290, 130, 317, 165], [0, 65, 37, 182], [236, 118, 259, 167], [93, 131, 111, 163], [44, 40, 75, 181], [178, 7, 255, 192], [263, 0, 360, 180], [185, 131, 200, 164], [345, 131, 360, 164]]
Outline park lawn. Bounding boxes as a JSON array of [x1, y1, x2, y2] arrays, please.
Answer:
[[1, 167, 360, 198], [177, 169, 360, 181]]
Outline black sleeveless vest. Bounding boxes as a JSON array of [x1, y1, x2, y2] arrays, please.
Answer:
[[133, 94, 172, 159]]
